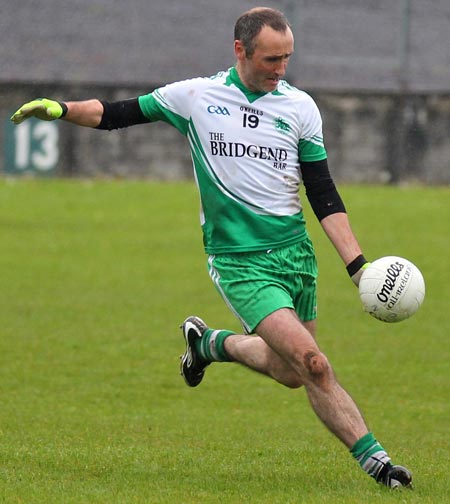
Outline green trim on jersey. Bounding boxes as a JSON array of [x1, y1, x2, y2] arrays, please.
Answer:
[[299, 137, 327, 162], [226, 67, 284, 103], [227, 67, 268, 104], [138, 93, 189, 135]]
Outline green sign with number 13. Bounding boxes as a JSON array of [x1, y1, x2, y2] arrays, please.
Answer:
[[5, 117, 59, 175]]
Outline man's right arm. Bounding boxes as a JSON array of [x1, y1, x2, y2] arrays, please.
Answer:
[[10, 97, 151, 130], [10, 98, 104, 127], [63, 99, 104, 128]]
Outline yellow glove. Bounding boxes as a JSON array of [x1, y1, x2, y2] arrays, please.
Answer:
[[10, 98, 67, 124]]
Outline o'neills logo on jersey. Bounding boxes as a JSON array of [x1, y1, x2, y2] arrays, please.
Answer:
[[210, 141, 288, 161]]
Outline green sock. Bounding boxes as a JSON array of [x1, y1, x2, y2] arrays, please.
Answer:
[[195, 328, 234, 362], [350, 432, 391, 480]]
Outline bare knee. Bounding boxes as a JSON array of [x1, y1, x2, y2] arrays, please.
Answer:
[[270, 350, 332, 389], [303, 350, 333, 388]]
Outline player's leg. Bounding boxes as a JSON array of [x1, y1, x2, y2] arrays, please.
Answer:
[[222, 333, 303, 388], [180, 315, 304, 388], [195, 305, 368, 447], [253, 309, 411, 487], [254, 307, 368, 447], [203, 301, 368, 447], [221, 318, 316, 387]]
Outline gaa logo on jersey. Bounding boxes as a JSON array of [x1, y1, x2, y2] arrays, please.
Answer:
[[207, 105, 231, 116]]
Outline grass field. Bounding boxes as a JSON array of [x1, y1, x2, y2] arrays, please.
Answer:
[[0, 179, 449, 504]]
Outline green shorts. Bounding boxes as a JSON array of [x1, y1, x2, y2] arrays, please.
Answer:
[[207, 238, 318, 333]]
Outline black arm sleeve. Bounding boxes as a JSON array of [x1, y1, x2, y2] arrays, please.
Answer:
[[300, 159, 346, 221], [96, 98, 150, 130]]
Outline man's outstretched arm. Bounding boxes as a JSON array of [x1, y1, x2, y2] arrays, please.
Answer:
[[11, 97, 149, 130], [11, 98, 104, 128]]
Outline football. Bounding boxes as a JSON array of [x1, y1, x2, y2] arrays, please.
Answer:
[[359, 256, 425, 323]]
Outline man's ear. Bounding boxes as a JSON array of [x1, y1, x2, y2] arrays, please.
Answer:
[[234, 40, 246, 61]]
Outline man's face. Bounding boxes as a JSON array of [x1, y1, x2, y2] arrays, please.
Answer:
[[235, 25, 294, 93]]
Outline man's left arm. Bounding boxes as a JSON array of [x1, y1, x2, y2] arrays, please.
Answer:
[[300, 159, 369, 285], [320, 212, 369, 285]]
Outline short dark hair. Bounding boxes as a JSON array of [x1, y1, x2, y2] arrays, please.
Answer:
[[234, 7, 291, 57]]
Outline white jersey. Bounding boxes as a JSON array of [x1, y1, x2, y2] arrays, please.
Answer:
[[139, 67, 327, 254]]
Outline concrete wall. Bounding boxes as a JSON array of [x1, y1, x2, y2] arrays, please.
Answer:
[[2, 84, 449, 184]]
